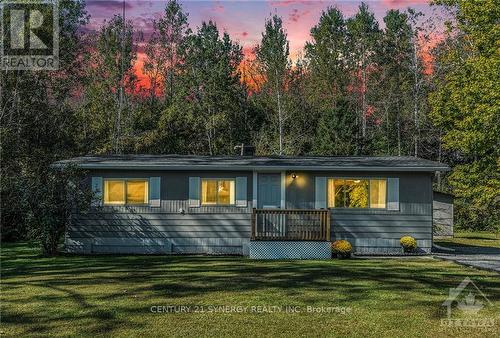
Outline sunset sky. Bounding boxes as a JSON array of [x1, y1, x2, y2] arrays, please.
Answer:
[[85, 0, 447, 88]]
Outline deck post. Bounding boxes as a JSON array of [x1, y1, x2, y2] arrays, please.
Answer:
[[251, 208, 256, 240], [326, 209, 331, 241]]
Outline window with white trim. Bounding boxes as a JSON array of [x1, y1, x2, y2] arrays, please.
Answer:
[[201, 179, 235, 205], [327, 178, 386, 209]]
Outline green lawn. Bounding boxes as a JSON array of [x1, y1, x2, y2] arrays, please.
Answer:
[[1, 243, 499, 337], [435, 232, 500, 248]]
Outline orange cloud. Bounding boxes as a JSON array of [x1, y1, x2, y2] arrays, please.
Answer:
[[133, 52, 152, 91], [419, 32, 443, 75], [239, 46, 264, 93], [242, 46, 256, 60]]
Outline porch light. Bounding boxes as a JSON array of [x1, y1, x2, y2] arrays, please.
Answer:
[[291, 173, 297, 179]]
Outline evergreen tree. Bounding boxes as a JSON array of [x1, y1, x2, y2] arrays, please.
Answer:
[[312, 99, 357, 155], [0, 0, 89, 243], [284, 57, 316, 155], [305, 7, 357, 155], [346, 2, 381, 153], [162, 21, 246, 155], [137, 0, 191, 153], [305, 7, 348, 111], [254, 15, 291, 155], [378, 9, 413, 156], [76, 15, 137, 154], [143, 0, 190, 103]]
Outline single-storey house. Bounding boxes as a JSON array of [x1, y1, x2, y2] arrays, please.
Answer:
[[53, 155, 450, 259]]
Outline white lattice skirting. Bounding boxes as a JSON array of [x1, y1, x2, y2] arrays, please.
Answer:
[[249, 241, 331, 259]]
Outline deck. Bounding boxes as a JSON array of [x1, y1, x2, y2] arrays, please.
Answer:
[[251, 208, 331, 241]]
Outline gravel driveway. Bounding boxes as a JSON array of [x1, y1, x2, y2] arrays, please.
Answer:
[[433, 244, 500, 273]]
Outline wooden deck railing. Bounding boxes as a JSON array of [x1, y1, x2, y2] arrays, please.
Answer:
[[251, 208, 331, 241]]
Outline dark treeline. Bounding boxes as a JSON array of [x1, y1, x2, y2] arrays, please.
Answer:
[[1, 0, 498, 244]]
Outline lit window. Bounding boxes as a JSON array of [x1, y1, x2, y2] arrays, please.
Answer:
[[104, 180, 125, 205], [370, 179, 387, 208], [202, 179, 217, 205], [201, 179, 235, 205], [126, 180, 148, 204], [103, 179, 148, 205], [328, 178, 386, 209]]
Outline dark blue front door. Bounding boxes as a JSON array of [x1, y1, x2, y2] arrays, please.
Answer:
[[258, 173, 281, 209]]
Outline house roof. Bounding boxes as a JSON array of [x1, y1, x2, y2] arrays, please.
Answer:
[[433, 191, 455, 198], [433, 191, 454, 203], [52, 155, 450, 172]]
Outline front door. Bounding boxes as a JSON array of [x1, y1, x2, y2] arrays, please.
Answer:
[[258, 173, 281, 209]]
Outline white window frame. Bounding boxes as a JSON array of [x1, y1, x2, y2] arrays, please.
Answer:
[[200, 178, 236, 206], [327, 177, 388, 210]]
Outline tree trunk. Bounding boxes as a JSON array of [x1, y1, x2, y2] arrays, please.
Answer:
[[169, 42, 174, 103], [115, 2, 126, 155], [385, 104, 390, 155], [412, 35, 420, 157], [275, 68, 283, 155], [437, 129, 443, 190], [361, 65, 367, 139], [206, 109, 214, 156], [396, 99, 401, 156]]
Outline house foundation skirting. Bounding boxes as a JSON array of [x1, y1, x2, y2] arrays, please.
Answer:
[[249, 241, 331, 259], [65, 238, 249, 255]]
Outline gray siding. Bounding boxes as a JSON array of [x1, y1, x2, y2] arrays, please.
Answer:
[[286, 171, 433, 254], [67, 169, 434, 255], [67, 171, 252, 254], [433, 192, 453, 237]]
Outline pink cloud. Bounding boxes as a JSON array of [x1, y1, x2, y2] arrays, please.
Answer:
[[288, 8, 311, 23], [381, 0, 429, 8], [86, 0, 134, 13], [211, 1, 225, 13], [84, 0, 442, 90], [269, 0, 322, 7], [269, 0, 298, 7]]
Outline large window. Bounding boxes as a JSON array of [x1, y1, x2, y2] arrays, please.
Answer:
[[328, 178, 386, 209], [104, 179, 148, 205], [201, 179, 235, 205]]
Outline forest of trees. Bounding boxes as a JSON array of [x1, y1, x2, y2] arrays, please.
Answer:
[[1, 0, 498, 246]]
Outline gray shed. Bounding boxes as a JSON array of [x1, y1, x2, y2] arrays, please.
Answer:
[[433, 191, 454, 238]]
